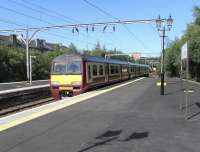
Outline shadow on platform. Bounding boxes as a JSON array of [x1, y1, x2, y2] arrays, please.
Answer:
[[187, 102, 200, 120], [77, 130, 149, 152], [123, 131, 148, 142]]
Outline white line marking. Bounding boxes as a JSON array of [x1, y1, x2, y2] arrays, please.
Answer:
[[0, 84, 49, 95], [183, 79, 200, 85], [0, 80, 48, 85]]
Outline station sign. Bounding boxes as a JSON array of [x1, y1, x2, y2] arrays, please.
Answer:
[[181, 42, 188, 60]]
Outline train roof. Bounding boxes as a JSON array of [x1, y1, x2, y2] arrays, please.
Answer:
[[82, 55, 129, 65], [52, 54, 82, 62], [53, 54, 128, 65], [52, 54, 149, 67]]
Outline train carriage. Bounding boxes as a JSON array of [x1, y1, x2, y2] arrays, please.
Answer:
[[50, 54, 149, 99]]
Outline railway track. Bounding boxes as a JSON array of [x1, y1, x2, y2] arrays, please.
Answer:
[[0, 86, 55, 116]]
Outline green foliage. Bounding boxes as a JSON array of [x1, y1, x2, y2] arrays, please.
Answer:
[[67, 43, 79, 54], [165, 38, 182, 77], [83, 42, 125, 60], [194, 6, 200, 26], [0, 46, 26, 82], [31, 51, 50, 80], [89, 42, 107, 57], [165, 6, 200, 81]]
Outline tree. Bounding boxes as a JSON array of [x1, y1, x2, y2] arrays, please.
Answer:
[[194, 6, 200, 26], [32, 52, 50, 80], [165, 6, 200, 81], [90, 42, 106, 57], [165, 38, 181, 77], [68, 43, 78, 54], [0, 45, 26, 82]]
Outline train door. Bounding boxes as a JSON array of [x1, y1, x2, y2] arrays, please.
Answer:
[[128, 65, 131, 79], [120, 65, 122, 80], [86, 62, 93, 84], [105, 63, 109, 82]]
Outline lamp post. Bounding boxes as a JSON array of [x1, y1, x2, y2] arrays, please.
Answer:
[[156, 15, 173, 95], [16, 29, 39, 83]]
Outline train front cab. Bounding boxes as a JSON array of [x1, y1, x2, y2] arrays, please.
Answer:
[[50, 55, 83, 99]]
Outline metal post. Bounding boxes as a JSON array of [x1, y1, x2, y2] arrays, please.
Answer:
[[29, 56, 36, 86], [160, 27, 165, 95], [179, 59, 183, 110], [180, 59, 183, 83], [186, 47, 189, 80], [185, 43, 189, 119], [179, 54, 184, 110], [185, 91, 188, 119], [29, 56, 32, 86], [26, 29, 29, 82]]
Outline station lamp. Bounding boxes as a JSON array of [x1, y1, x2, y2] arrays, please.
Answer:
[[156, 15, 173, 95]]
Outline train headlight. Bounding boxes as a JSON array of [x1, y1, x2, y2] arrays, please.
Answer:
[[71, 81, 81, 86], [51, 81, 60, 85], [64, 82, 71, 85]]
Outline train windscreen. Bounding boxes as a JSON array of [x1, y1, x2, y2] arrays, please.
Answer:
[[52, 61, 81, 74]]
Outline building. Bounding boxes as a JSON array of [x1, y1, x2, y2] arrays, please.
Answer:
[[0, 34, 18, 46], [0, 34, 67, 52]]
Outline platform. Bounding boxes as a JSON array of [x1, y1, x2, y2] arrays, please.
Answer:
[[0, 78, 200, 152], [0, 80, 49, 94]]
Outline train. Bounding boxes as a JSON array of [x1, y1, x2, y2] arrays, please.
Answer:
[[50, 54, 150, 99]]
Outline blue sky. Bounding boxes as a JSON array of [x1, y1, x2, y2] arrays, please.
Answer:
[[0, 0, 199, 57]]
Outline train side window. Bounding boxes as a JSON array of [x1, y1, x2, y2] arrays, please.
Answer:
[[93, 64, 98, 76], [116, 66, 119, 73], [110, 65, 114, 74], [122, 66, 127, 73], [105, 64, 108, 75], [99, 65, 104, 75], [88, 65, 91, 79]]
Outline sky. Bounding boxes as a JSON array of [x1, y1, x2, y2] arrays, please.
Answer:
[[0, 0, 199, 57]]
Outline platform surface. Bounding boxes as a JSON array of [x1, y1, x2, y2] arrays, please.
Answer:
[[0, 78, 200, 152], [0, 80, 49, 92]]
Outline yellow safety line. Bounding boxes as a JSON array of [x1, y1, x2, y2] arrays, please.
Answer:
[[0, 77, 144, 132]]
